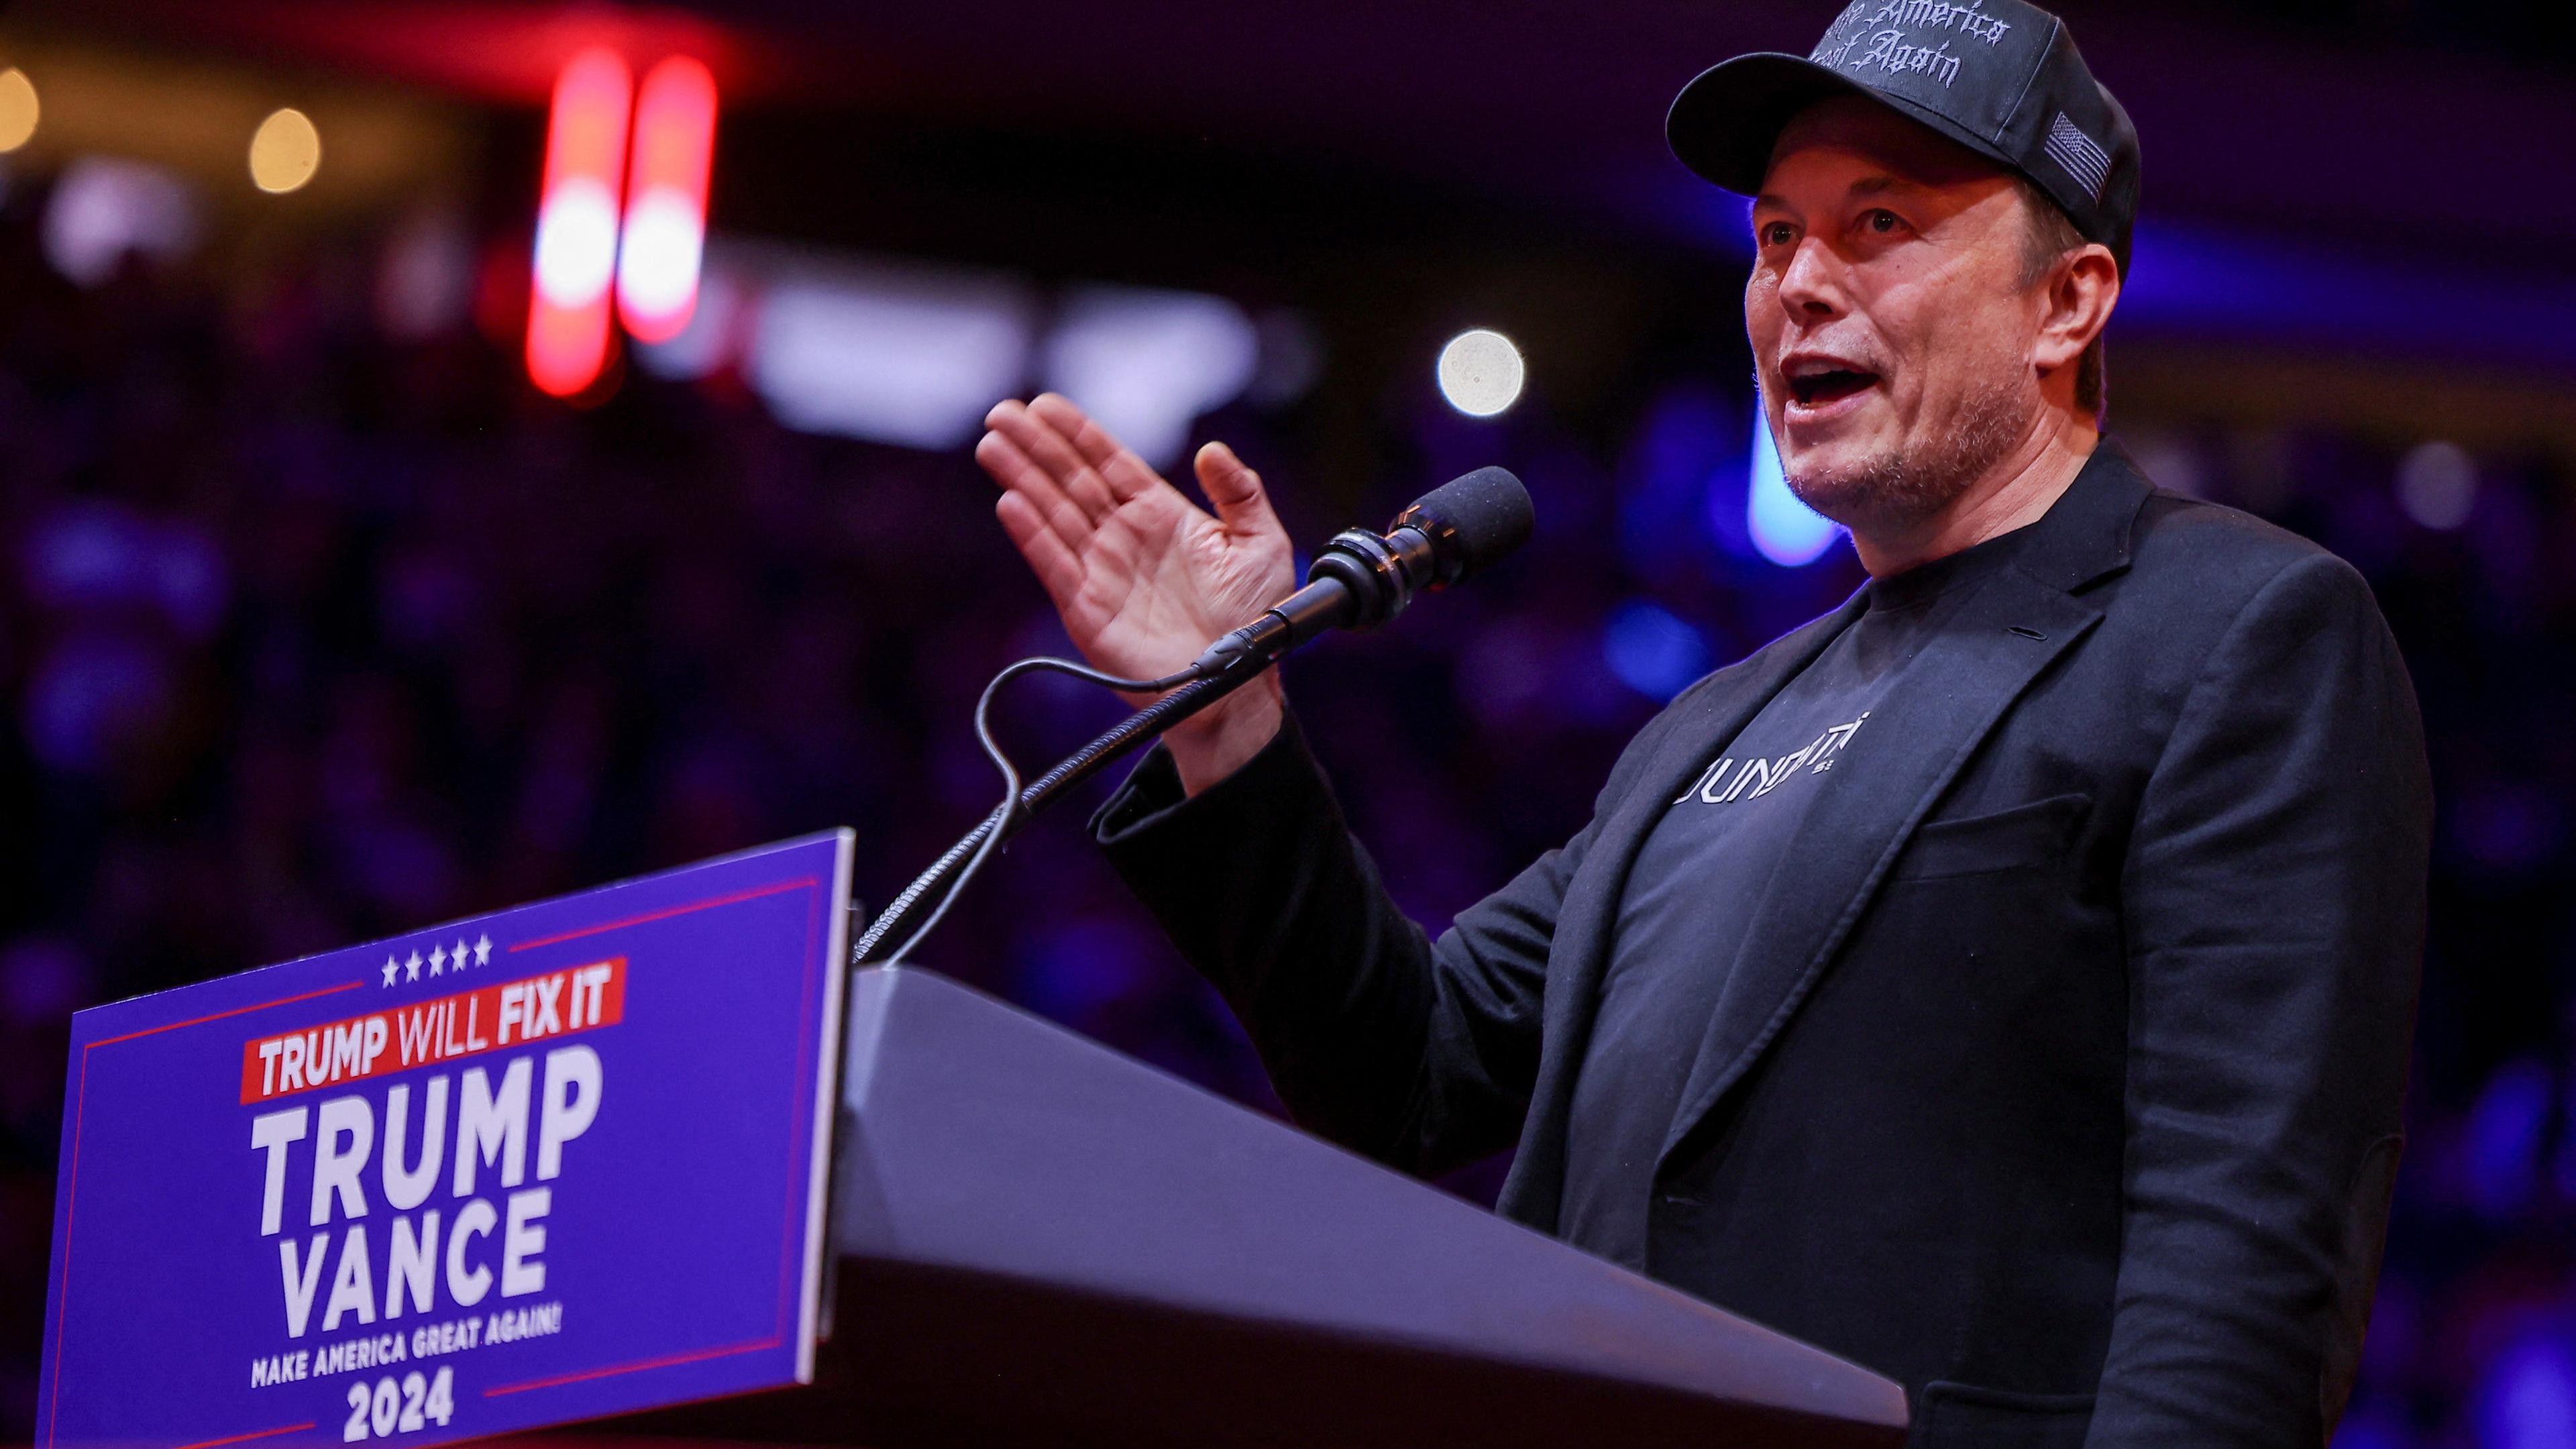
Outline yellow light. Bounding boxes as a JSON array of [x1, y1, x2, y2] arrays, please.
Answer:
[[0, 68, 38, 152], [248, 107, 321, 193]]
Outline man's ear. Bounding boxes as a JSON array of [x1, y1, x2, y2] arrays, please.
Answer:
[[2035, 243, 2120, 373]]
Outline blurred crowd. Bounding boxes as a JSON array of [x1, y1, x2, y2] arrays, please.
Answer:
[[0, 174, 2571, 1446]]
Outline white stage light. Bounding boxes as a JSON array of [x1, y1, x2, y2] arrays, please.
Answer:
[[1436, 329, 1524, 417], [1042, 286, 1258, 469], [533, 177, 621, 310], [749, 263, 1034, 449]]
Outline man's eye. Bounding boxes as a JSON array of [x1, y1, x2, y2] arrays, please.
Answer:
[[1865, 209, 1901, 234], [1760, 221, 1796, 248]]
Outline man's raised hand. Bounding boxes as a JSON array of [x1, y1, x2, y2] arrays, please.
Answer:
[[975, 394, 1292, 793]]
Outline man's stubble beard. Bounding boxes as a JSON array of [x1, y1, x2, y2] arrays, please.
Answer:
[[1775, 369, 2036, 537]]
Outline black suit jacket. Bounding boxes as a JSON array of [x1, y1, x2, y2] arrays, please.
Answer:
[[1092, 443, 2430, 1448]]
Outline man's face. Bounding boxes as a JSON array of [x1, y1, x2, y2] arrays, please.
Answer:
[[1746, 97, 2051, 533]]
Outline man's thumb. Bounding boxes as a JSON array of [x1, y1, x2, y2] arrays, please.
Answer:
[[1195, 441, 1278, 537]]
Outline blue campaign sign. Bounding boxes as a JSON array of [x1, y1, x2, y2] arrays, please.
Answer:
[[38, 830, 854, 1449]]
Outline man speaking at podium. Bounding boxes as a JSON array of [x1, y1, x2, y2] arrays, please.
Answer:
[[974, 3, 2428, 1442]]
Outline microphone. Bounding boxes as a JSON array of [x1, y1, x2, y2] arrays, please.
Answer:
[[1191, 466, 1533, 675]]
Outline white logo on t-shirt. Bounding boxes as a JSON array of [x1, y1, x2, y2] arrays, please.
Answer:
[[1671, 712, 1872, 806]]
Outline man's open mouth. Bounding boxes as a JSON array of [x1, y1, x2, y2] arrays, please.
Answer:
[[1786, 368, 1880, 407]]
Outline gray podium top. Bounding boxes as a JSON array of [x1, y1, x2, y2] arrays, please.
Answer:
[[735, 964, 1904, 1448]]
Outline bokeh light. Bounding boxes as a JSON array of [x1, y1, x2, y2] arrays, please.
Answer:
[[248, 108, 321, 193], [42, 158, 198, 286], [1042, 285, 1258, 469], [1603, 600, 1710, 701], [616, 56, 718, 344], [2475, 1331, 2576, 1449], [1436, 328, 1524, 417], [1747, 400, 1841, 566], [0, 68, 38, 153], [534, 178, 620, 304], [2397, 439, 2477, 530], [526, 48, 634, 398]]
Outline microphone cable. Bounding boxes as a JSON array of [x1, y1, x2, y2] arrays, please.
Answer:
[[857, 655, 1208, 967]]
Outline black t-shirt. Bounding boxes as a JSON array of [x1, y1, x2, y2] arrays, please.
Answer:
[[1559, 528, 2029, 1269]]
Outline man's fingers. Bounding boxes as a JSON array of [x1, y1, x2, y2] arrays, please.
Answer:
[[973, 423, 1065, 506], [975, 428, 1095, 557], [1030, 393, 1167, 504], [994, 491, 1085, 612], [985, 398, 1120, 525], [1195, 441, 1280, 539]]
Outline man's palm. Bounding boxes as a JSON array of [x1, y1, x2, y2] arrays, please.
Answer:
[[977, 394, 1295, 684]]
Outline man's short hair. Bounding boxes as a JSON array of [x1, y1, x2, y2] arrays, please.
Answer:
[[2013, 176, 2106, 418]]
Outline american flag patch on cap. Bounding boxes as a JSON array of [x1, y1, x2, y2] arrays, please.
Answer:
[[2043, 111, 2111, 203]]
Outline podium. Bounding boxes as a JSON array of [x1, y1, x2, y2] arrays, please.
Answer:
[[619, 965, 1909, 1447], [36, 833, 1904, 1449]]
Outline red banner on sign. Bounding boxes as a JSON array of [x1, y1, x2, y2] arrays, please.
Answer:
[[238, 959, 626, 1104]]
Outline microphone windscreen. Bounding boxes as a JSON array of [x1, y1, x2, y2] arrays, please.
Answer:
[[1398, 466, 1533, 581]]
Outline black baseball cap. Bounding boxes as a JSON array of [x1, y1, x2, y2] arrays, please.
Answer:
[[1667, 0, 2139, 271]]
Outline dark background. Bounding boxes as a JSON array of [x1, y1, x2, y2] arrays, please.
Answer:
[[1, 2, 2573, 1444]]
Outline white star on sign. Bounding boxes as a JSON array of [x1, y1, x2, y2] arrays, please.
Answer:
[[474, 934, 492, 967], [382, 957, 398, 987], [405, 951, 423, 982], [454, 939, 471, 971], [429, 944, 446, 975]]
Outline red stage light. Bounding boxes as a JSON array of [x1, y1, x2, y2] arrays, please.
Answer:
[[526, 48, 633, 398], [616, 56, 717, 345]]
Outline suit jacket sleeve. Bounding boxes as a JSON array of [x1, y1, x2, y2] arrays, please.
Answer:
[[2089, 551, 2430, 1447], [1092, 704, 1663, 1177]]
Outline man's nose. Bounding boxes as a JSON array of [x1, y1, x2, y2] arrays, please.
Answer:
[[1776, 238, 1848, 322]]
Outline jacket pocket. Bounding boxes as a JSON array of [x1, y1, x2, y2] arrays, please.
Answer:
[[1909, 1381, 2096, 1448], [1888, 792, 2092, 882]]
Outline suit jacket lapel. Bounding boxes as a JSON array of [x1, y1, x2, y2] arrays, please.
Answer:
[[1498, 591, 1868, 1230]]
